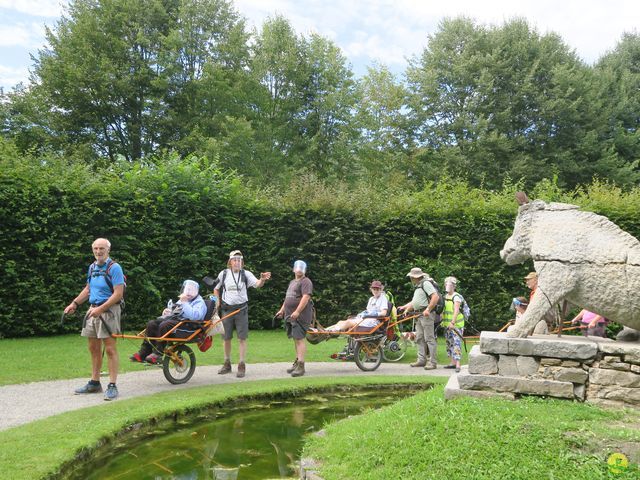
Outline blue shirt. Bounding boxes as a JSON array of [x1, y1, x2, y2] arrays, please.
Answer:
[[177, 295, 207, 321], [87, 258, 125, 305]]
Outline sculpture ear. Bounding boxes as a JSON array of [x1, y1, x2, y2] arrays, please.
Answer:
[[515, 191, 530, 206]]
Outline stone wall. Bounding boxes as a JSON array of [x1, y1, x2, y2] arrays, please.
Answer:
[[446, 331, 640, 408]]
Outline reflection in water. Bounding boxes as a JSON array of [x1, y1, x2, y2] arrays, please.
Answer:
[[72, 388, 424, 480]]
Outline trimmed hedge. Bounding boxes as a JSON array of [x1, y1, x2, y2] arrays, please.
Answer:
[[2, 146, 640, 337]]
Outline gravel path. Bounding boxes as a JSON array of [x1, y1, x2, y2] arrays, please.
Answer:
[[0, 362, 452, 431]]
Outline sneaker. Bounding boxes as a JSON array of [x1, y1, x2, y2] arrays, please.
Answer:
[[286, 359, 299, 374], [236, 362, 246, 378], [424, 364, 438, 370], [145, 353, 161, 365], [129, 352, 144, 363], [455, 367, 461, 373], [104, 383, 118, 401], [75, 381, 102, 394], [218, 360, 232, 375]]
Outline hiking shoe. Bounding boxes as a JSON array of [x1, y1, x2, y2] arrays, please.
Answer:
[[410, 362, 426, 368], [286, 360, 299, 374], [291, 361, 305, 377], [129, 352, 144, 363], [218, 360, 232, 375], [104, 383, 118, 401], [75, 381, 102, 394], [236, 362, 246, 378], [145, 353, 161, 365], [424, 364, 438, 370]]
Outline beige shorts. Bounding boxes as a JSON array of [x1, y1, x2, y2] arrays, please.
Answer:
[[81, 304, 122, 339]]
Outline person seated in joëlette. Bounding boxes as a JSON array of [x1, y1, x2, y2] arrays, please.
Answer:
[[323, 280, 389, 333], [130, 279, 207, 364]]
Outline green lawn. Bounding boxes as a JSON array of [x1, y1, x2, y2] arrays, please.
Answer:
[[0, 331, 472, 385], [0, 376, 438, 480], [304, 385, 640, 480]]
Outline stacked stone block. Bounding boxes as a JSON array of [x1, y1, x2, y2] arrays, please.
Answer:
[[445, 331, 640, 408]]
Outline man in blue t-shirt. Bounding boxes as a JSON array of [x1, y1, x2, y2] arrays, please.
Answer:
[[64, 238, 125, 401]]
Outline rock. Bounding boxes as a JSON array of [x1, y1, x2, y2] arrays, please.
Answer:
[[444, 372, 515, 401], [560, 360, 581, 367], [468, 345, 498, 375], [598, 356, 631, 371], [479, 331, 598, 360], [586, 383, 640, 405], [589, 368, 640, 388], [554, 367, 588, 384], [616, 327, 640, 342], [498, 355, 519, 376], [457, 372, 575, 399], [540, 358, 561, 366], [516, 356, 540, 376], [573, 383, 585, 401], [597, 342, 640, 359]]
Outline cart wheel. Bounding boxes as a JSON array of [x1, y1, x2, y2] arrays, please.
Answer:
[[163, 344, 196, 384], [354, 341, 382, 371], [382, 336, 408, 362]]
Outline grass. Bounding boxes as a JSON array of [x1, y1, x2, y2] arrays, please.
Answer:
[[0, 376, 439, 480], [304, 385, 640, 480], [0, 331, 472, 385]]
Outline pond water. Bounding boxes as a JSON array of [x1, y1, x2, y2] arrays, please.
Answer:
[[68, 386, 427, 480]]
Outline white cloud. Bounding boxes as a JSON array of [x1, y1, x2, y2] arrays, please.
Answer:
[[0, 22, 46, 48], [234, 0, 640, 69], [0, 0, 66, 18], [0, 64, 30, 89]]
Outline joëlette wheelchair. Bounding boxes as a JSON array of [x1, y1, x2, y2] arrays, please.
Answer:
[[305, 310, 420, 372], [113, 276, 241, 384]]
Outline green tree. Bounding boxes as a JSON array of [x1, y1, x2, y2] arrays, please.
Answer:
[[29, 0, 249, 163], [406, 17, 624, 189], [352, 64, 412, 183]]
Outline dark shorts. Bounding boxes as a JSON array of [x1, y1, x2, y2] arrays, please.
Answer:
[[286, 318, 312, 340], [221, 303, 249, 340]]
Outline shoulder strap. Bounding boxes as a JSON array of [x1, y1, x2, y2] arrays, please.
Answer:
[[104, 259, 115, 292], [221, 269, 228, 294]]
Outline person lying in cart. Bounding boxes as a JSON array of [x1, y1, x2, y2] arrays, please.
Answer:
[[323, 280, 389, 333], [130, 279, 207, 364]]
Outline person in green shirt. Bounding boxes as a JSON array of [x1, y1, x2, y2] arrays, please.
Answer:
[[442, 276, 465, 372], [398, 267, 439, 370]]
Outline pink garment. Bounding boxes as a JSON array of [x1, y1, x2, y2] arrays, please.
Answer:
[[581, 310, 604, 324]]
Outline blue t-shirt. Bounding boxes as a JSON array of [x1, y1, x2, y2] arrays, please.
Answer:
[[87, 258, 125, 305]]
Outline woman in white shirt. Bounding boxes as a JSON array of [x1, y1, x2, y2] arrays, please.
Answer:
[[325, 280, 389, 332]]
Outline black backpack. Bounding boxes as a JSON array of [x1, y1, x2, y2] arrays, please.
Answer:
[[420, 279, 445, 315]]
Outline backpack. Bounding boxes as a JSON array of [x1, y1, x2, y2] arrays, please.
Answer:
[[88, 258, 126, 309], [420, 279, 445, 315], [445, 293, 471, 321], [385, 291, 397, 322]]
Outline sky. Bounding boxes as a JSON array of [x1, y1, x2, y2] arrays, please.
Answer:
[[0, 0, 639, 90]]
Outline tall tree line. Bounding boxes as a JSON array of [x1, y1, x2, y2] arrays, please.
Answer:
[[1, 1, 639, 189]]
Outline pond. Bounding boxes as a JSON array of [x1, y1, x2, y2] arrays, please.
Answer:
[[66, 385, 428, 480]]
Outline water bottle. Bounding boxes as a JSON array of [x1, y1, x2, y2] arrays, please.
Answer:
[[167, 299, 173, 310]]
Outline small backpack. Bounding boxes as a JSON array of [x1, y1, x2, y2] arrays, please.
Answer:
[[445, 293, 471, 321]]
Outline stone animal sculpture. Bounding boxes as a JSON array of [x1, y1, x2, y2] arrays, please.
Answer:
[[500, 192, 640, 338]]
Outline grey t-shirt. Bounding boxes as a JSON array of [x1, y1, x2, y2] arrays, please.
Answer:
[[216, 269, 258, 305], [284, 277, 313, 325]]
